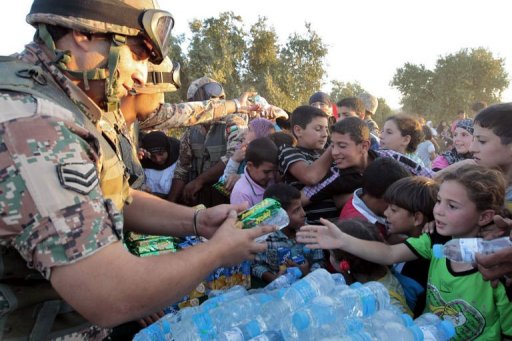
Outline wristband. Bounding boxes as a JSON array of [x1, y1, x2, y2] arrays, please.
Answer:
[[233, 98, 241, 112], [193, 206, 206, 237]]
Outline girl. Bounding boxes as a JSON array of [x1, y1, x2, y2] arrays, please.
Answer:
[[329, 219, 413, 316], [432, 119, 473, 171], [379, 114, 424, 166], [416, 125, 437, 169], [298, 164, 512, 340]]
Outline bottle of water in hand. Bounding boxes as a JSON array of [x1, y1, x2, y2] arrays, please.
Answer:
[[433, 236, 512, 263]]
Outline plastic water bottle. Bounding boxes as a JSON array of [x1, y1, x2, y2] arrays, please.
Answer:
[[282, 269, 335, 309], [433, 236, 512, 263], [249, 331, 285, 341], [211, 293, 274, 331], [280, 301, 363, 340], [366, 308, 414, 329], [331, 273, 348, 287], [326, 287, 367, 318], [366, 321, 423, 341], [172, 311, 217, 341], [418, 320, 456, 341], [414, 312, 442, 327], [362, 282, 391, 311], [207, 284, 248, 299], [218, 316, 268, 341], [133, 318, 173, 341], [265, 267, 302, 291]]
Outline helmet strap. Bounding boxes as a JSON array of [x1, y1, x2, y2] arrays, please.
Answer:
[[36, 24, 123, 111]]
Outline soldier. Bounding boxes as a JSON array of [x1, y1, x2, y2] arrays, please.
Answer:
[[0, 1, 272, 340]]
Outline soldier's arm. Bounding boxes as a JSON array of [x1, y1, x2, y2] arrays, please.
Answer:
[[51, 211, 273, 327]]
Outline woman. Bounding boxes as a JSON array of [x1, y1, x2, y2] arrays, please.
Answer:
[[431, 119, 473, 171], [140, 131, 180, 198]]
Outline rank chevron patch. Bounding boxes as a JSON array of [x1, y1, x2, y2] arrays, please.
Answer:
[[57, 162, 99, 195]]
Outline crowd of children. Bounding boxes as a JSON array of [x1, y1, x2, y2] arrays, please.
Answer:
[[136, 80, 512, 340]]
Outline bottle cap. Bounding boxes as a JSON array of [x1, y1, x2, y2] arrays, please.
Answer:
[[400, 313, 414, 327], [292, 311, 310, 331], [245, 320, 262, 338], [432, 244, 444, 259], [287, 267, 303, 279], [408, 325, 424, 341], [440, 320, 456, 338]]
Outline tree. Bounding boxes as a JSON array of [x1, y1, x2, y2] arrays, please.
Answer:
[[391, 48, 509, 122], [186, 12, 247, 98], [275, 23, 328, 111], [374, 97, 393, 127], [329, 81, 365, 103]]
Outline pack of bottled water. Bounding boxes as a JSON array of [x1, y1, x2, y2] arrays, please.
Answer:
[[134, 268, 455, 341]]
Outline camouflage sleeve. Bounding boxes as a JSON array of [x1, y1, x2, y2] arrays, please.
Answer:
[[172, 128, 193, 181], [0, 94, 122, 280], [138, 99, 228, 131], [221, 114, 248, 164]]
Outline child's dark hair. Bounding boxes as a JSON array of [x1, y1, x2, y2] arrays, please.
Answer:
[[331, 219, 385, 275], [268, 131, 296, 149], [422, 125, 433, 141], [439, 164, 506, 213], [246, 137, 278, 167], [383, 176, 438, 222], [264, 183, 301, 210], [385, 114, 424, 153], [362, 158, 411, 198], [474, 103, 512, 146], [290, 105, 328, 137], [336, 97, 366, 116], [276, 116, 291, 131], [331, 116, 369, 144]]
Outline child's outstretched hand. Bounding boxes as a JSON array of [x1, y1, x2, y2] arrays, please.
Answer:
[[422, 221, 436, 234], [296, 218, 343, 250]]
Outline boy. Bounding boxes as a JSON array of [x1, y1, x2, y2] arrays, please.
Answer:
[[252, 184, 324, 283], [339, 157, 411, 237], [278, 106, 336, 223], [470, 102, 512, 210], [383, 176, 448, 316], [302, 117, 433, 208], [230, 137, 278, 207]]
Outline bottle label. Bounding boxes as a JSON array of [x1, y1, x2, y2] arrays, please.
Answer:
[[458, 238, 478, 263]]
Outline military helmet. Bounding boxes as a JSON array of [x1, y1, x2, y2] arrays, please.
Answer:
[[27, 0, 175, 111], [27, 0, 173, 64]]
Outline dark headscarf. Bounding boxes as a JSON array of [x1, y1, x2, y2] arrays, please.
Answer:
[[141, 131, 180, 170]]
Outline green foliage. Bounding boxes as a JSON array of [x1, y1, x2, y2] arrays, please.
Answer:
[[391, 48, 509, 122], [329, 81, 365, 103]]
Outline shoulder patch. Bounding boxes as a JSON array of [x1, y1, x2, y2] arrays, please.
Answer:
[[56, 162, 99, 195]]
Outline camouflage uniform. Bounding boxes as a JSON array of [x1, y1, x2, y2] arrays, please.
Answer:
[[139, 99, 233, 131], [0, 43, 125, 340]]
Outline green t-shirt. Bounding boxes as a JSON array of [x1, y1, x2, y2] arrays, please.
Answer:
[[405, 233, 512, 341]]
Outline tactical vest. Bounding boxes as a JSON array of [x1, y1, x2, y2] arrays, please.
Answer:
[[0, 56, 125, 340], [189, 123, 226, 181]]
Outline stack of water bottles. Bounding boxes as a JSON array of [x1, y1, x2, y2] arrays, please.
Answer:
[[134, 268, 456, 340]]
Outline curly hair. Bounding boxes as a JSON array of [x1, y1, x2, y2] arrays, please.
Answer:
[[439, 164, 505, 213], [385, 114, 424, 153]]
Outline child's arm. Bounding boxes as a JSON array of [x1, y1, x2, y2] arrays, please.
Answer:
[[286, 147, 333, 186], [296, 218, 418, 265]]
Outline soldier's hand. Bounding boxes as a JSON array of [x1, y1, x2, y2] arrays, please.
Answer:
[[478, 215, 512, 240], [137, 311, 165, 328], [209, 210, 276, 267], [196, 202, 248, 239], [238, 91, 257, 108], [476, 246, 512, 287]]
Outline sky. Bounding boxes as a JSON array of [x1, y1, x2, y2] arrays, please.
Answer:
[[2, 0, 511, 109]]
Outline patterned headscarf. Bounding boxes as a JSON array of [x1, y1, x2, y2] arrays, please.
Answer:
[[455, 119, 474, 135], [442, 119, 474, 165]]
